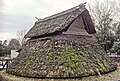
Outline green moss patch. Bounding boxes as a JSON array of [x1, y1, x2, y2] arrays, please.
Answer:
[[6, 37, 117, 78]]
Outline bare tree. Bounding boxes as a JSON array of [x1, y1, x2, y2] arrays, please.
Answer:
[[116, 0, 120, 20], [17, 29, 27, 45], [8, 39, 21, 50], [88, 0, 116, 51], [89, 0, 116, 42]]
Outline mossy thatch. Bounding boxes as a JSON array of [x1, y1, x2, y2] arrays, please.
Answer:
[[6, 4, 116, 78], [6, 35, 117, 78]]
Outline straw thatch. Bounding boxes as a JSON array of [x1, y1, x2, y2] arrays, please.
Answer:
[[25, 4, 96, 38], [7, 4, 116, 78]]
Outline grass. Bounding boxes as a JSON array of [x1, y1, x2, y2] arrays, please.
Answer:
[[0, 66, 120, 81]]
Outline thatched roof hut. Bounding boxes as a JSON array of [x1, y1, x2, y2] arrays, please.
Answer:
[[7, 4, 116, 78], [25, 4, 96, 39]]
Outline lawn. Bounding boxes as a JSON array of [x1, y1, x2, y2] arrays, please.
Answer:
[[0, 67, 120, 81]]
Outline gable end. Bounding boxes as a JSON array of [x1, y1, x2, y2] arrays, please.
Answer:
[[81, 10, 96, 34]]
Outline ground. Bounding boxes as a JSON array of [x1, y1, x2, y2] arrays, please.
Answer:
[[0, 66, 120, 81]]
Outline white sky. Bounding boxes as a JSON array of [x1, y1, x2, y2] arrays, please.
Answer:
[[0, 0, 104, 41]]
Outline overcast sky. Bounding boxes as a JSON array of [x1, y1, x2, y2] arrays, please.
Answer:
[[0, 0, 101, 41]]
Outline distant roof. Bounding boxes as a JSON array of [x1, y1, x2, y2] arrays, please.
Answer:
[[25, 4, 95, 38]]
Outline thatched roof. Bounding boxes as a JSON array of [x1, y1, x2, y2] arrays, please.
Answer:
[[6, 4, 116, 78], [7, 34, 117, 78], [25, 4, 96, 38]]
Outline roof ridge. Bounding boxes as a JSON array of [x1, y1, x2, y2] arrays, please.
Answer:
[[25, 3, 87, 38], [36, 4, 86, 23]]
